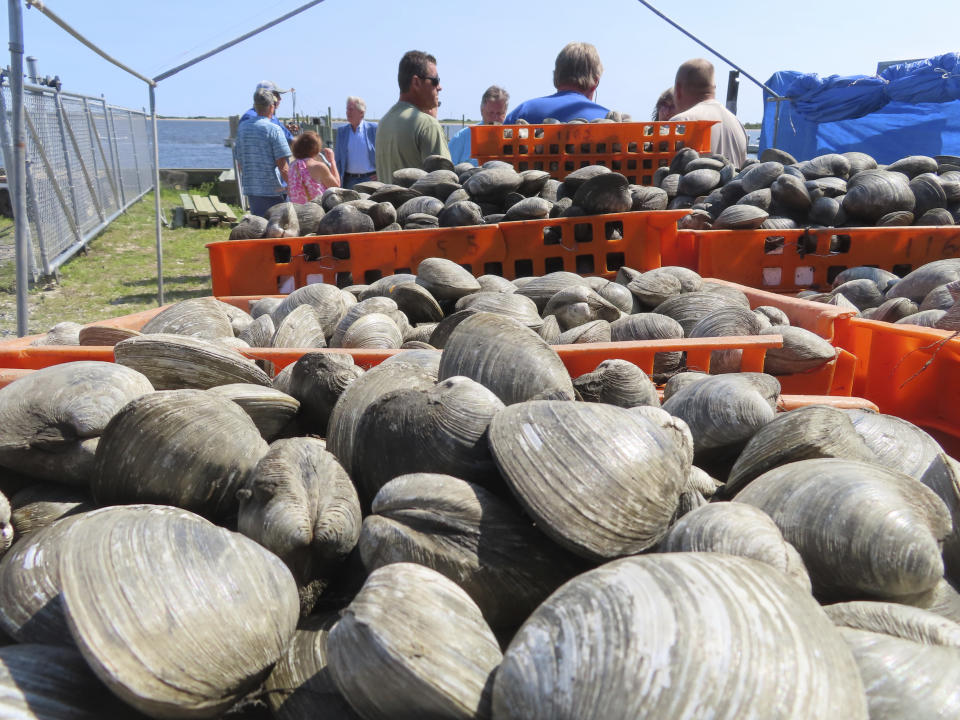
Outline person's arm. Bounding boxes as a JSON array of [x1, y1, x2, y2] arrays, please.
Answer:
[[419, 116, 451, 162], [309, 148, 340, 188], [334, 125, 346, 180], [276, 156, 289, 184]]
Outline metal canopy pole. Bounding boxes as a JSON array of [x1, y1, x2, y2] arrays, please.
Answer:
[[149, 84, 163, 305], [8, 0, 28, 335]]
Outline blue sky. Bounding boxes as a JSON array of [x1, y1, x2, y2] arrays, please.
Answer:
[[3, 0, 956, 124]]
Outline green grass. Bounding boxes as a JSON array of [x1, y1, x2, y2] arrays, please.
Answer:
[[0, 187, 241, 338]]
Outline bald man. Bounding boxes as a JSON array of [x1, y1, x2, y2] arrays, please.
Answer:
[[670, 58, 747, 168]]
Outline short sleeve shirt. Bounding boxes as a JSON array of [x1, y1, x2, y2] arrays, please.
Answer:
[[236, 117, 291, 196]]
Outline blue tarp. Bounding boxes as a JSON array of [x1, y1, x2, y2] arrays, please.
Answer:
[[759, 52, 960, 163]]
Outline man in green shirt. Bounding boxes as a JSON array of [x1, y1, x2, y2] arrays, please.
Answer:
[[375, 50, 451, 184]]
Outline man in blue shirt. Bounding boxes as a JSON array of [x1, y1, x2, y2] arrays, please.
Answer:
[[448, 85, 509, 166], [236, 89, 292, 218], [239, 81, 296, 143], [505, 42, 609, 124], [335, 96, 378, 189]]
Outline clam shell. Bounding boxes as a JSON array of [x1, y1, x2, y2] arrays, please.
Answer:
[[658, 502, 811, 590], [9, 483, 92, 540], [844, 151, 878, 175], [31, 321, 82, 346], [0, 361, 154, 484], [736, 187, 772, 210], [832, 266, 900, 293], [57, 505, 299, 718], [78, 324, 141, 346], [391, 168, 428, 187], [317, 203, 375, 235], [410, 169, 460, 201], [503, 196, 552, 221], [272, 303, 327, 348], [837, 627, 960, 719], [330, 296, 405, 347], [488, 401, 685, 559], [842, 169, 916, 222], [867, 296, 918, 322], [543, 285, 621, 331], [438, 313, 575, 404], [799, 153, 850, 180], [886, 154, 939, 179], [250, 296, 283, 318], [416, 257, 482, 301], [286, 352, 364, 436], [760, 325, 837, 374], [627, 268, 682, 308], [397, 195, 444, 225], [327, 562, 502, 720], [572, 172, 632, 215], [760, 147, 797, 164], [662, 370, 709, 400], [876, 209, 915, 226], [476, 274, 516, 293], [340, 313, 403, 349], [554, 319, 611, 344], [678, 168, 721, 197], [560, 164, 610, 192], [359, 473, 582, 631], [386, 282, 443, 324], [591, 279, 634, 312], [689, 305, 762, 374], [326, 363, 437, 475], [351, 376, 505, 504], [831, 279, 885, 310], [661, 372, 780, 453], [369, 183, 421, 207], [724, 405, 877, 496], [207, 383, 300, 441], [916, 207, 956, 225], [572, 359, 658, 408], [455, 292, 543, 329], [825, 601, 960, 648], [229, 213, 268, 239], [92, 389, 269, 520], [734, 458, 951, 600], [320, 187, 361, 211], [713, 203, 769, 229], [436, 200, 483, 227], [808, 195, 846, 225], [238, 437, 361, 586], [517, 169, 551, 196], [272, 284, 346, 336], [537, 314, 560, 343], [115, 333, 272, 389], [238, 313, 275, 347], [910, 173, 948, 217], [628, 185, 668, 211], [493, 554, 867, 719], [652, 291, 743, 335], [739, 161, 783, 193], [463, 166, 522, 201], [514, 272, 591, 312], [668, 147, 699, 174], [770, 172, 812, 210], [754, 304, 790, 325]]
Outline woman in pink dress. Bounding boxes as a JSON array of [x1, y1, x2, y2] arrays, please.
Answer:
[[288, 130, 341, 203]]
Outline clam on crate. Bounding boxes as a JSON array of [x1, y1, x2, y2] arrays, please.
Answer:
[[206, 210, 688, 297], [674, 226, 960, 293], [470, 120, 715, 183]]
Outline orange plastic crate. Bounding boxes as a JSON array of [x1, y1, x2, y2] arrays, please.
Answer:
[[470, 121, 715, 183], [206, 210, 687, 296], [676, 226, 960, 293]]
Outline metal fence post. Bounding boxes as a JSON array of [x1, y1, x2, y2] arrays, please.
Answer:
[[8, 0, 28, 335], [23, 159, 48, 277], [106, 104, 127, 207], [84, 97, 120, 211], [52, 90, 83, 228], [149, 84, 163, 305], [127, 110, 143, 195]]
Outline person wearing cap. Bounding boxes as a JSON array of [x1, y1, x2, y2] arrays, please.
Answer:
[[375, 50, 450, 184], [335, 96, 378, 189], [235, 87, 293, 218], [239, 81, 296, 143]]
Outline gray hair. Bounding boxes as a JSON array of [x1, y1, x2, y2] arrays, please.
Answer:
[[347, 96, 366, 113], [481, 85, 509, 107], [553, 42, 603, 93], [253, 88, 276, 111]]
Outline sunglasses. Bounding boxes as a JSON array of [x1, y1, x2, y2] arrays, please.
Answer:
[[419, 75, 440, 87]]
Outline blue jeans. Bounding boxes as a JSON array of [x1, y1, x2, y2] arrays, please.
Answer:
[[248, 194, 286, 218], [343, 172, 376, 189]]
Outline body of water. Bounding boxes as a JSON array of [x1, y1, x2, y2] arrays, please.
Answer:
[[157, 119, 765, 169]]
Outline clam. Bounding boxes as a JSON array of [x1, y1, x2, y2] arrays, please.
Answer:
[[0, 362, 153, 484], [760, 147, 797, 165], [916, 207, 955, 225], [517, 169, 551, 196], [410, 169, 460, 201], [30, 321, 82, 346], [493, 554, 867, 719], [724, 405, 877, 496], [488, 401, 686, 559], [808, 196, 846, 225], [688, 305, 762, 373], [437, 200, 483, 227], [8, 483, 92, 540], [713, 203, 768, 229], [57, 505, 299, 719], [573, 359, 658, 408], [350, 376, 505, 504], [463, 166, 522, 201], [628, 185, 668, 211], [229, 213, 268, 239], [294, 200, 325, 234], [799, 153, 850, 180], [330, 296, 405, 347], [397, 195, 444, 225], [754, 304, 789, 325], [736, 187, 772, 210], [760, 325, 837, 374], [327, 562, 502, 720], [262, 612, 359, 720], [543, 285, 621, 330], [876, 209, 915, 225], [359, 473, 583, 631], [78, 324, 141, 346], [384, 282, 443, 324], [555, 319, 611, 344], [627, 268, 682, 308], [734, 458, 951, 600], [272, 284, 346, 335], [572, 172, 632, 215], [207, 383, 300, 441], [739, 161, 783, 193], [443, 187, 470, 207], [438, 313, 575, 404], [537, 314, 560, 343], [115, 333, 272, 389], [238, 437, 361, 592], [652, 291, 742, 335], [272, 303, 327, 348], [658, 172, 681, 198], [317, 203, 375, 234], [658, 502, 811, 590], [678, 168, 721, 197], [503, 196, 552, 221], [830, 278, 884, 310], [455, 292, 542, 330], [560, 164, 610, 193], [590, 278, 634, 312], [286, 352, 364, 436], [339, 313, 403, 349], [919, 283, 957, 311], [661, 372, 779, 454], [910, 172, 948, 217], [843, 151, 878, 175], [866, 296, 919, 322], [476, 274, 516, 294], [832, 266, 900, 293], [668, 146, 699, 174], [238, 312, 275, 347], [842, 169, 915, 222], [320, 187, 361, 211], [326, 362, 437, 475], [369, 183, 420, 207], [825, 601, 960, 648], [92, 389, 269, 520], [249, 296, 283, 318], [770, 172, 812, 210], [265, 202, 299, 237], [837, 627, 960, 719], [416, 257, 482, 301], [662, 370, 708, 400], [886, 154, 939, 179], [514, 271, 591, 312]]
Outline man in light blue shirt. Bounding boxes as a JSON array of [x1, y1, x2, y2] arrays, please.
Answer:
[[448, 85, 509, 166], [335, 96, 378, 188], [236, 89, 292, 218], [239, 80, 296, 143], [504, 42, 608, 124]]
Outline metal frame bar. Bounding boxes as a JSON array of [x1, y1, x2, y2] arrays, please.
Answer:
[[58, 98, 105, 222], [23, 111, 84, 244], [105, 104, 127, 207], [126, 110, 143, 195], [23, 159, 48, 276], [149, 85, 163, 304], [8, 0, 28, 335], [85, 97, 121, 209], [0, 80, 37, 279], [52, 91, 82, 228]]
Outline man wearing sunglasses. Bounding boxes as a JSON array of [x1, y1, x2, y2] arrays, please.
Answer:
[[375, 50, 451, 184]]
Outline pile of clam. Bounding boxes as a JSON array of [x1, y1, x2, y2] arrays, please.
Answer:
[[666, 148, 960, 230], [796, 258, 960, 331], [229, 154, 670, 241], [27, 258, 838, 380], [1, 270, 960, 717]]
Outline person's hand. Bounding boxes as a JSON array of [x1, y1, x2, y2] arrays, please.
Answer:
[[321, 147, 335, 164], [286, 122, 301, 134]]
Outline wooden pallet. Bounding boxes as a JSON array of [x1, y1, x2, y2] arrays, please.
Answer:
[[174, 194, 239, 229]]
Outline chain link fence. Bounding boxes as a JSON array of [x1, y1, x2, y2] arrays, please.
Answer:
[[0, 81, 154, 278]]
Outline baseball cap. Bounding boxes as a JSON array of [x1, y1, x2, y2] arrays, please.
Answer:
[[256, 80, 291, 95]]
